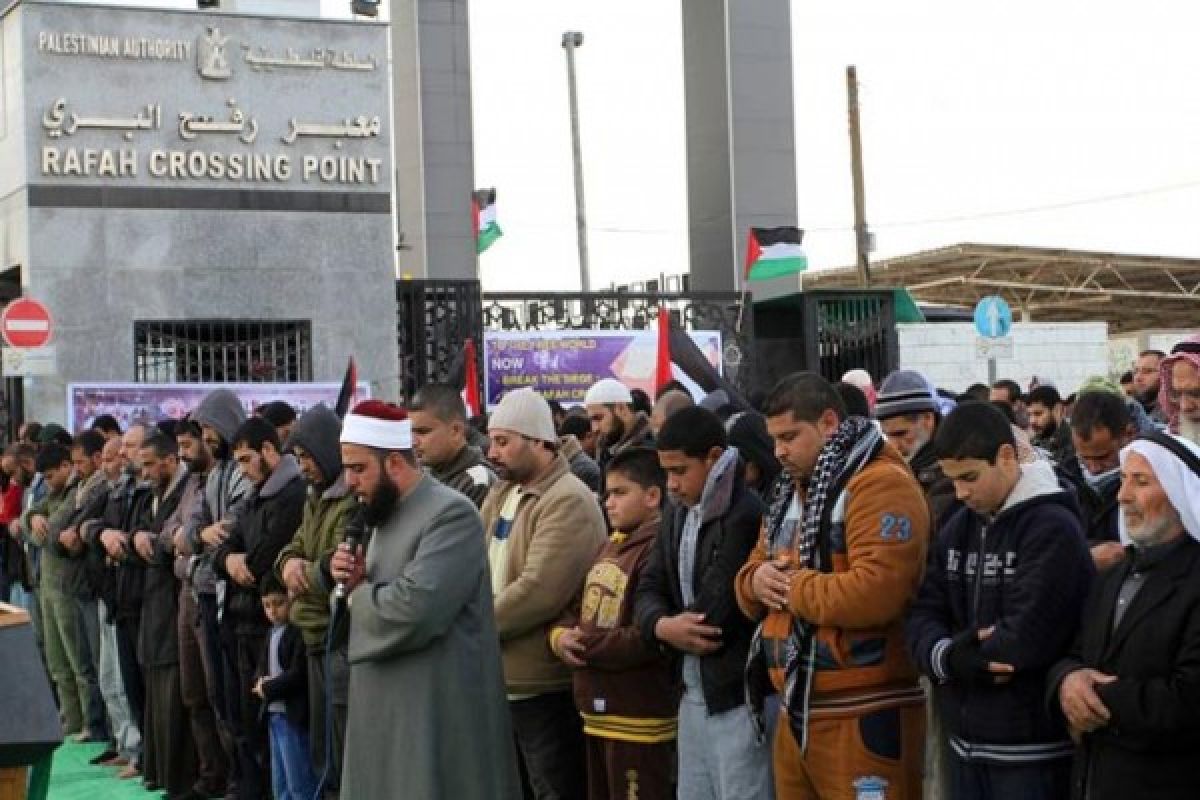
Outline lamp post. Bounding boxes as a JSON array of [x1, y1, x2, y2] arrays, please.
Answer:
[[561, 31, 590, 291]]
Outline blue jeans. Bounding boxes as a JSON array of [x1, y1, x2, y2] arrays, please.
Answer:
[[74, 595, 111, 739], [269, 712, 318, 800], [949, 756, 1071, 800]]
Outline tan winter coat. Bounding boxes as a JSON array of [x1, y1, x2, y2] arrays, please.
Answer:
[[480, 454, 607, 695]]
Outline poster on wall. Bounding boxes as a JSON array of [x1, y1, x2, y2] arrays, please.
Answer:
[[66, 382, 371, 434], [484, 330, 722, 409]]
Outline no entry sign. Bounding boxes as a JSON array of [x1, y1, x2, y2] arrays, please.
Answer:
[[2, 298, 53, 349]]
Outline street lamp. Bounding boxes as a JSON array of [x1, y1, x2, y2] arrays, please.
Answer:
[[561, 31, 590, 291]]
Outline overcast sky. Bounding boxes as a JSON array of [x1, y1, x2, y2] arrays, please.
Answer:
[[467, 0, 1200, 291], [81, 0, 1200, 292]]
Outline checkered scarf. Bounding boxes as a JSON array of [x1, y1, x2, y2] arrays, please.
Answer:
[[746, 416, 884, 751]]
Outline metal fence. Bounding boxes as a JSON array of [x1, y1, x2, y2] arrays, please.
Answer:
[[134, 319, 312, 383], [395, 280, 483, 402], [752, 290, 898, 387], [396, 280, 755, 401]]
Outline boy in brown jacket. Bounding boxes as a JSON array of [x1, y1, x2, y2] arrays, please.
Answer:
[[550, 447, 678, 800]]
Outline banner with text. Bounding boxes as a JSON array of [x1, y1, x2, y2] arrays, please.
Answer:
[[67, 382, 371, 434], [484, 330, 722, 409]]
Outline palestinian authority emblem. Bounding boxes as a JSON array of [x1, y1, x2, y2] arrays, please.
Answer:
[[197, 27, 232, 80]]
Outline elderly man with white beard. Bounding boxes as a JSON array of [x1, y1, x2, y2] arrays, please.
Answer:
[[1158, 333, 1200, 446], [1048, 431, 1200, 800]]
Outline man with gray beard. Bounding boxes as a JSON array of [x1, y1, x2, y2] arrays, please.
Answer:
[[875, 369, 956, 527], [1159, 334, 1200, 446]]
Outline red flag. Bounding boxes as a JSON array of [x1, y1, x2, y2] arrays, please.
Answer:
[[462, 339, 482, 417], [655, 306, 673, 392]]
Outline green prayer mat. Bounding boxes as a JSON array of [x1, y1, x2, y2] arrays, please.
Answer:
[[46, 741, 161, 799]]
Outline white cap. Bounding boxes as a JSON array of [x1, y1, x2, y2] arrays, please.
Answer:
[[489, 388, 557, 443], [584, 378, 633, 406]]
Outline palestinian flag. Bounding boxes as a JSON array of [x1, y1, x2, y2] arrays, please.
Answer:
[[473, 188, 503, 254], [744, 226, 807, 281]]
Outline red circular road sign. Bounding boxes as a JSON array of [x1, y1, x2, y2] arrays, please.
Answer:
[[2, 298, 53, 349]]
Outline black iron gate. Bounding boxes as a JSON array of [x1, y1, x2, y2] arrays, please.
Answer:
[[396, 280, 754, 402], [753, 289, 898, 387], [396, 280, 483, 402]]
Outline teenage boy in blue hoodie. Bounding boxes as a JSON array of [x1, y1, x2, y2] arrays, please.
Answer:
[[907, 402, 1094, 800]]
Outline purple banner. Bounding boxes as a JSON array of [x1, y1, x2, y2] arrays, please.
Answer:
[[67, 382, 371, 434], [484, 330, 721, 408]]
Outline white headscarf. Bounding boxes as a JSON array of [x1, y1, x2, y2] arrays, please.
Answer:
[[1118, 434, 1200, 545]]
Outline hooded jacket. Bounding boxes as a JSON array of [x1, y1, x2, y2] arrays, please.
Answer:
[[215, 454, 306, 636], [192, 388, 247, 446], [184, 388, 251, 594], [906, 460, 1095, 764], [275, 404, 358, 648], [635, 448, 764, 714]]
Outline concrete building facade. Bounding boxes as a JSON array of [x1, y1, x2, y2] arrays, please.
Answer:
[[0, 0, 398, 422]]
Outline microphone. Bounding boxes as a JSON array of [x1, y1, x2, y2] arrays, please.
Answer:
[[332, 506, 367, 604]]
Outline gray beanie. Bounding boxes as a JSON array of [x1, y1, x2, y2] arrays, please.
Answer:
[[488, 388, 557, 443], [874, 370, 938, 420]]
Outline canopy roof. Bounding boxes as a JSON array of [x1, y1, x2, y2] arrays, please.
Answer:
[[799, 243, 1200, 333]]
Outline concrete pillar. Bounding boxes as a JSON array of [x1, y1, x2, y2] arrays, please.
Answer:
[[390, 0, 477, 280], [681, 0, 798, 293]]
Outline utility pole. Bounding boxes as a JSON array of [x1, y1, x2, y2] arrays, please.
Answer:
[[562, 31, 591, 291], [847, 65, 871, 287]]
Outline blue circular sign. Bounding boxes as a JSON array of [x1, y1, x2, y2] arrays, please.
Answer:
[[974, 296, 1012, 339]]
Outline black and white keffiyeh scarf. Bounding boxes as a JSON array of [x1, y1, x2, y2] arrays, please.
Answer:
[[745, 415, 884, 751]]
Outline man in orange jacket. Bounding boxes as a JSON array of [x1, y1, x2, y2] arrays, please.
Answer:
[[736, 372, 930, 799]]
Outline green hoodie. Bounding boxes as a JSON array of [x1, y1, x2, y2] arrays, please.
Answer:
[[274, 404, 358, 648]]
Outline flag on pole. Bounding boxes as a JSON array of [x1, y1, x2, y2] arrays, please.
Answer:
[[473, 189, 503, 254], [655, 306, 673, 393], [744, 226, 807, 281], [462, 338, 482, 418], [333, 356, 358, 419]]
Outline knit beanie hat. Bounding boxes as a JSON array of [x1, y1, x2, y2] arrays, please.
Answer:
[[874, 370, 938, 420], [489, 388, 557, 443], [584, 378, 632, 406]]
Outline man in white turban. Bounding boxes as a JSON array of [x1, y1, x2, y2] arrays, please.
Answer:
[[330, 400, 520, 798], [1049, 431, 1200, 800]]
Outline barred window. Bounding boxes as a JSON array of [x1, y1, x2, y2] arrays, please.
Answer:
[[134, 320, 312, 383]]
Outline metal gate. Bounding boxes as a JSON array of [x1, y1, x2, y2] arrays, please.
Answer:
[[396, 280, 754, 402], [395, 280, 483, 402], [753, 289, 898, 388]]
